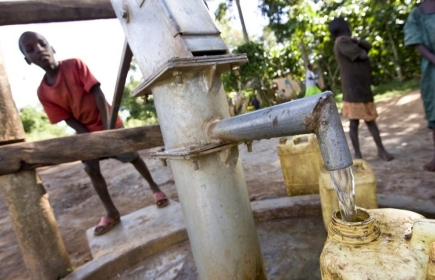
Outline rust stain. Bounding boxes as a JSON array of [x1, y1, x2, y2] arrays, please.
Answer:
[[304, 95, 330, 134], [272, 116, 278, 127]]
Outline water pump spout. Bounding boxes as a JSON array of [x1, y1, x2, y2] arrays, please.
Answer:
[[207, 92, 352, 171]]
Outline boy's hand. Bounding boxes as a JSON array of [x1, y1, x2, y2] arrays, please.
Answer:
[[65, 117, 89, 134]]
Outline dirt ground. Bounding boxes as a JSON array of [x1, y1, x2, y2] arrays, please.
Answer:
[[1, 90, 434, 280]]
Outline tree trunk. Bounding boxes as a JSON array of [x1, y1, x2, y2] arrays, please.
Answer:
[[299, 41, 310, 68], [0, 49, 25, 145], [324, 63, 340, 93], [378, 63, 394, 80], [235, 0, 249, 43], [386, 24, 404, 81]]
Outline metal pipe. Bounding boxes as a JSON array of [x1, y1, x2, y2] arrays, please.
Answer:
[[207, 92, 352, 171], [151, 70, 266, 279]]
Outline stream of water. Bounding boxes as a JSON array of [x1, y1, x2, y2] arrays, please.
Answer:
[[329, 166, 357, 222]]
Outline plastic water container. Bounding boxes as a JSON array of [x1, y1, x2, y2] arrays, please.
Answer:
[[321, 208, 435, 279], [319, 159, 378, 229], [277, 134, 324, 196]]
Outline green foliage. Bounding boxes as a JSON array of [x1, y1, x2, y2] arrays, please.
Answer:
[[20, 106, 68, 141], [215, 2, 229, 22], [258, 0, 422, 94], [223, 41, 274, 91], [120, 75, 158, 126]]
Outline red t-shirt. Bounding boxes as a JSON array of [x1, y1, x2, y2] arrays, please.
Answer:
[[37, 58, 123, 132]]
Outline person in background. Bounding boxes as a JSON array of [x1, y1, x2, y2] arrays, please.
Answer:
[[304, 64, 322, 97], [404, 1, 435, 172], [19, 31, 169, 236], [251, 95, 260, 110], [328, 18, 394, 161]]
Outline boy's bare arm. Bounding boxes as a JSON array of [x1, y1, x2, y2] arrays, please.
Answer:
[[90, 85, 110, 130], [416, 44, 435, 65], [65, 117, 89, 134]]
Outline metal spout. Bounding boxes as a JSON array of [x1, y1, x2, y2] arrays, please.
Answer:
[[207, 92, 352, 171]]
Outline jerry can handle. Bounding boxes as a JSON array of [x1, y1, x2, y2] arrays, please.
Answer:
[[292, 134, 312, 145], [352, 159, 366, 171]]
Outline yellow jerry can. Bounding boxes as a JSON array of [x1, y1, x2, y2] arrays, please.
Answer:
[[321, 207, 435, 280], [277, 134, 324, 196]]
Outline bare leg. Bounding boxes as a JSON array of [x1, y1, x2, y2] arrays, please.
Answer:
[[349, 119, 362, 159], [84, 159, 119, 219], [130, 156, 168, 207], [365, 121, 394, 161], [130, 156, 161, 193], [423, 129, 435, 172]]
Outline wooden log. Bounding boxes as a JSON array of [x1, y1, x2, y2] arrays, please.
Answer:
[[0, 49, 25, 144], [0, 0, 116, 26], [0, 125, 164, 176]]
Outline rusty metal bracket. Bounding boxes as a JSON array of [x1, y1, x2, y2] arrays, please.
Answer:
[[150, 142, 237, 161]]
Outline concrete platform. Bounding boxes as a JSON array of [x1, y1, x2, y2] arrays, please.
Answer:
[[65, 200, 188, 280], [64, 195, 323, 280], [85, 199, 185, 259]]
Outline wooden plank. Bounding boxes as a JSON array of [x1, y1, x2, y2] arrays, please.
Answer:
[[0, 125, 163, 176], [0, 0, 116, 26], [109, 39, 133, 129]]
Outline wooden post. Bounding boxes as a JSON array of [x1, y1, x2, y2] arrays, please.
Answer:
[[0, 171, 72, 280], [0, 50, 72, 279], [0, 48, 25, 144], [109, 38, 133, 129]]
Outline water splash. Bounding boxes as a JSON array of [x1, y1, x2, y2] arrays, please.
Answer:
[[329, 166, 357, 222]]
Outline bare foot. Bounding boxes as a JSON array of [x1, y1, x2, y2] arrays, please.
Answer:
[[423, 159, 435, 172], [378, 150, 394, 161]]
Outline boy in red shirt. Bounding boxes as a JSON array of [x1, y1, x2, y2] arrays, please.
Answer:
[[19, 31, 169, 236]]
